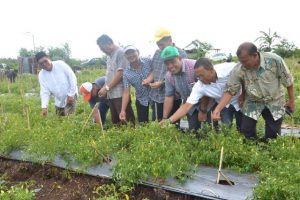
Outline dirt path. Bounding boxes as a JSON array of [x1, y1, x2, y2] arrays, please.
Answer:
[[0, 157, 203, 200]]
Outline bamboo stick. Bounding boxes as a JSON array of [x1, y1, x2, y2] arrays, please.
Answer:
[[216, 146, 224, 184], [81, 102, 100, 133]]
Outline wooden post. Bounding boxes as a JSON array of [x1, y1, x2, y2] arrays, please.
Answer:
[[216, 146, 233, 186], [155, 102, 158, 121], [90, 140, 111, 164], [81, 103, 100, 133], [97, 105, 104, 134], [26, 107, 31, 130], [216, 146, 224, 184]]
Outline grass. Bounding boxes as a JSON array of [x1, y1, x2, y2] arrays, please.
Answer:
[[0, 59, 300, 199]]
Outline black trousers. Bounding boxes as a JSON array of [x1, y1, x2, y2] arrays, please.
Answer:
[[136, 100, 149, 123], [241, 107, 283, 140], [107, 97, 135, 125], [151, 99, 182, 121]]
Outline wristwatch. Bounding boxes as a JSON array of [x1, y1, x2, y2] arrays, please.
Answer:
[[105, 85, 110, 91]]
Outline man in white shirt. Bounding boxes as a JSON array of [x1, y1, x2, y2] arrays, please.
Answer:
[[35, 51, 78, 116], [162, 58, 242, 130]]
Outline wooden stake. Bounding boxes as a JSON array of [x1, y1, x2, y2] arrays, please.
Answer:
[[90, 140, 111, 164], [81, 102, 100, 133], [7, 82, 11, 94], [97, 105, 104, 135], [155, 102, 158, 121], [216, 146, 233, 186], [26, 107, 31, 130], [216, 146, 224, 184]]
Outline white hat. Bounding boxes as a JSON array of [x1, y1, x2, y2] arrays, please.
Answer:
[[124, 45, 138, 53], [79, 82, 93, 101]]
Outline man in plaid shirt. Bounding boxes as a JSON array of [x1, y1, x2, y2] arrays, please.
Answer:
[[143, 28, 187, 121]]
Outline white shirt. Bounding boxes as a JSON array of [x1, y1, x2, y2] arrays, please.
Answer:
[[186, 62, 240, 111], [39, 60, 78, 108]]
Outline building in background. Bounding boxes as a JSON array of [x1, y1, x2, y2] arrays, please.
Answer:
[[18, 56, 39, 74]]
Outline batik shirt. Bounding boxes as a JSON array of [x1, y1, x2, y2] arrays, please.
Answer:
[[225, 52, 293, 120]]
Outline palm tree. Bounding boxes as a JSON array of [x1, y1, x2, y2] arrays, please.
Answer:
[[255, 28, 280, 52]]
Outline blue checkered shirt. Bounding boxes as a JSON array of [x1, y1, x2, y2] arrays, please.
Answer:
[[123, 57, 152, 106], [150, 46, 187, 103]]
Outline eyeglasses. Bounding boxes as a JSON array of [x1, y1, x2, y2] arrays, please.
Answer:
[[38, 59, 49, 67]]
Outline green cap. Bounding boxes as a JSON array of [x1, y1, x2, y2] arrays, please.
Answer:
[[160, 46, 179, 61]]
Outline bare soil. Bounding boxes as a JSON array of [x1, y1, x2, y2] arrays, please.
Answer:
[[0, 157, 203, 200]]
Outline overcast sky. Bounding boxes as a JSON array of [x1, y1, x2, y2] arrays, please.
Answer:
[[1, 0, 299, 60]]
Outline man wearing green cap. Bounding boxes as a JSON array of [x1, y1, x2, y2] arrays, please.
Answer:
[[159, 46, 201, 130], [142, 28, 187, 121]]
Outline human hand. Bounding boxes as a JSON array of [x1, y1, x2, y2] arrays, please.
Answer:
[[67, 96, 74, 104], [41, 108, 48, 117], [159, 119, 167, 126], [98, 87, 107, 97], [149, 81, 163, 89], [119, 110, 126, 121], [142, 78, 151, 85], [238, 94, 245, 108], [285, 99, 295, 113], [198, 111, 207, 122], [212, 110, 221, 121]]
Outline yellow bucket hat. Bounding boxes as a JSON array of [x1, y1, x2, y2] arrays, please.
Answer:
[[154, 27, 171, 42]]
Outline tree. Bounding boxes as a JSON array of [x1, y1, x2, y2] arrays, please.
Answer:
[[19, 46, 45, 57], [255, 28, 280, 52], [0, 58, 18, 69], [19, 48, 34, 57], [18, 43, 81, 67], [273, 38, 297, 58], [48, 43, 71, 61]]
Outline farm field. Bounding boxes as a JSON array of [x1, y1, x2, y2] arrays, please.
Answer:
[[1, 59, 300, 199]]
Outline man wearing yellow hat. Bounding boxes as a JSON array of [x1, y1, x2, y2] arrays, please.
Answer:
[[143, 28, 187, 121], [80, 76, 109, 125]]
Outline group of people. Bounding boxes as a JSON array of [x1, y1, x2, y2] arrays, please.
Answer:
[[35, 28, 295, 141]]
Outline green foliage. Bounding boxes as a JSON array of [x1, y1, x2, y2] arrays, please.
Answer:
[[19, 48, 34, 57], [47, 43, 71, 62], [92, 184, 131, 200], [17, 43, 79, 67], [273, 38, 297, 58], [292, 48, 300, 58], [0, 58, 18, 70], [255, 28, 280, 52], [1, 59, 300, 199], [0, 179, 35, 200]]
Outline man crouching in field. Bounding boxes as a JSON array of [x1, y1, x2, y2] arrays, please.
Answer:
[[36, 51, 78, 116], [80, 76, 110, 125]]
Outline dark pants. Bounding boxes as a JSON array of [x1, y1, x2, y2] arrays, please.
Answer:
[[151, 99, 182, 121], [55, 96, 77, 116], [241, 107, 283, 140], [9, 76, 16, 83], [220, 104, 242, 131], [136, 100, 149, 123], [107, 97, 135, 125], [55, 103, 76, 116], [98, 102, 109, 125], [187, 110, 201, 131]]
